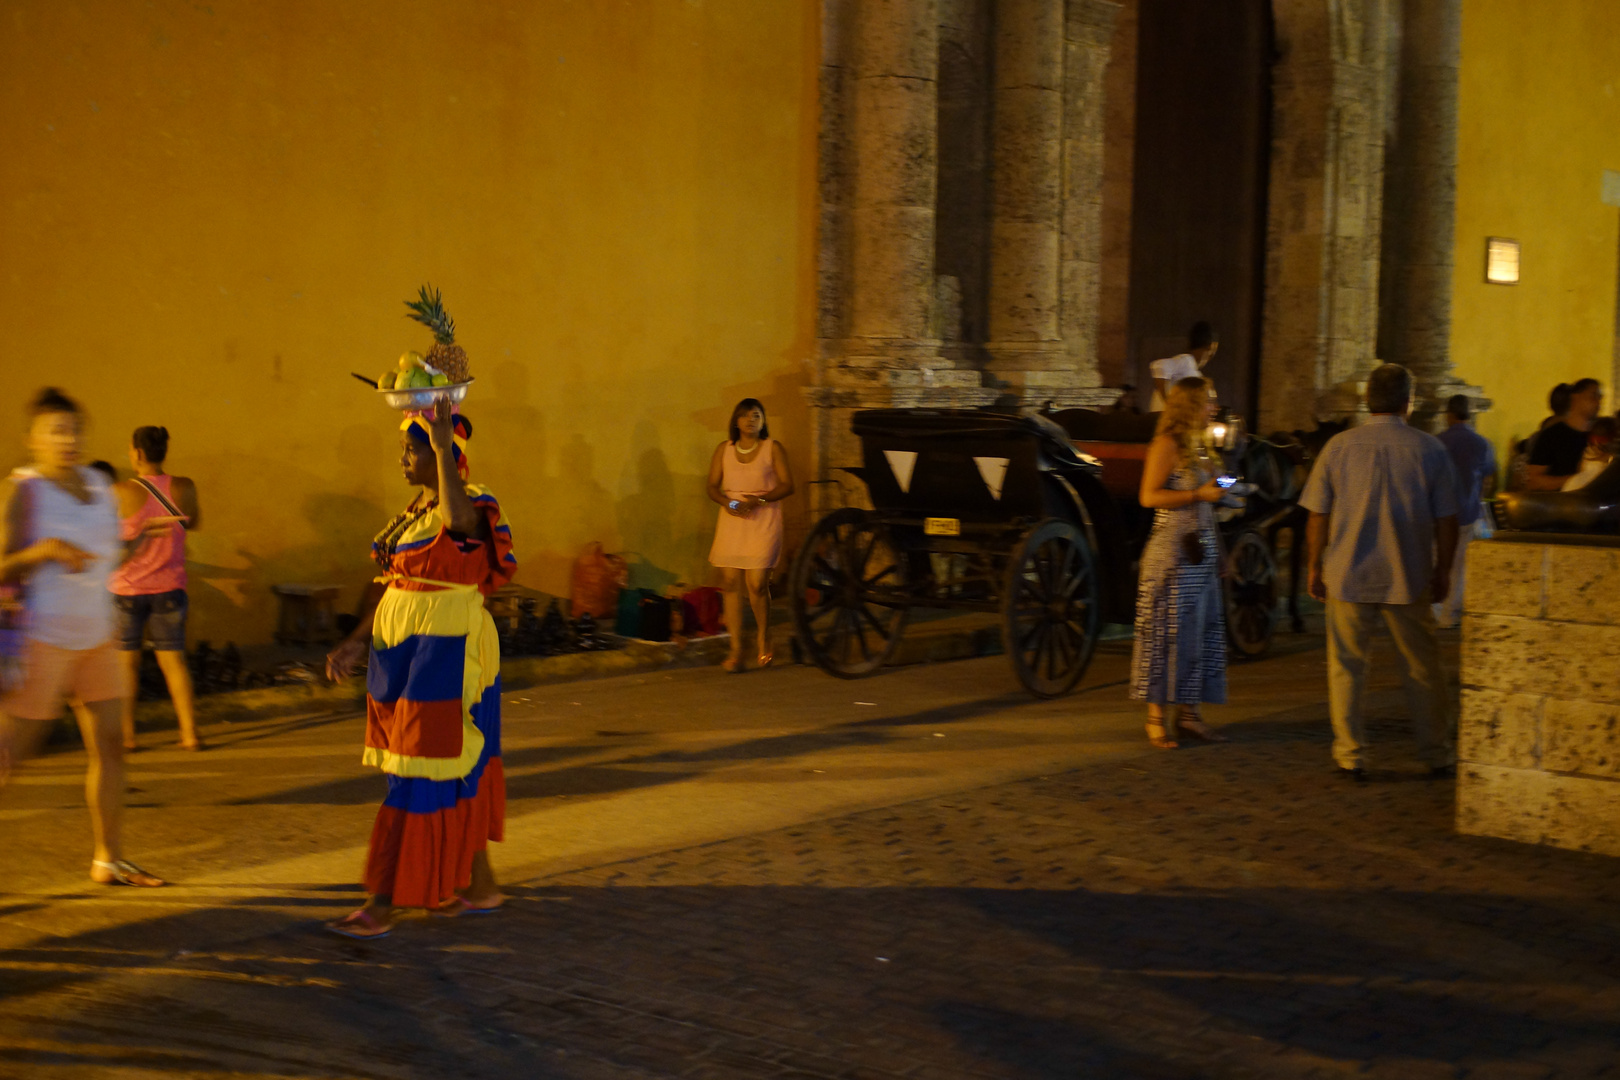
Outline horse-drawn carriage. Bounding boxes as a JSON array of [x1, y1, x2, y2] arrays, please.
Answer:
[[788, 406, 1318, 698], [788, 409, 1126, 698]]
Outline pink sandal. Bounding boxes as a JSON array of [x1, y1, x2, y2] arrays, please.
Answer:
[[326, 909, 393, 939]]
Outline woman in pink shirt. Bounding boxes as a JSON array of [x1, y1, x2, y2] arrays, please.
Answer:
[[109, 426, 203, 751]]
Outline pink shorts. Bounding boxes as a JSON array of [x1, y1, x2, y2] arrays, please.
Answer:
[[1, 639, 123, 719]]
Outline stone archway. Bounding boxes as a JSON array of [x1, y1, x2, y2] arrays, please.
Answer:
[[806, 0, 1482, 496]]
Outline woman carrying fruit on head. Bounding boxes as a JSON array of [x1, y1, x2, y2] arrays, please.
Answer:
[[323, 387, 515, 940]]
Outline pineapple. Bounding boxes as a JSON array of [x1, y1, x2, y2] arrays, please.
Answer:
[[403, 285, 471, 382]]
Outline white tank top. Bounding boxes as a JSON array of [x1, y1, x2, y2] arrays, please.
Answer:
[[13, 466, 119, 649]]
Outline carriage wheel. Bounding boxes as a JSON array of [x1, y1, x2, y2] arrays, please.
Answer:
[[1224, 528, 1278, 659], [1000, 519, 1100, 699], [789, 508, 910, 678]]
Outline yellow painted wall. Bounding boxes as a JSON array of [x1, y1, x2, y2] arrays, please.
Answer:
[[1452, 0, 1620, 460], [0, 0, 819, 645]]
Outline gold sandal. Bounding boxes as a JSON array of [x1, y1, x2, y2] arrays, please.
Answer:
[[1145, 721, 1179, 750]]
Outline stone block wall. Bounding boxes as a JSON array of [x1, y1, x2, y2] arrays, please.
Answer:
[[1457, 540, 1620, 856]]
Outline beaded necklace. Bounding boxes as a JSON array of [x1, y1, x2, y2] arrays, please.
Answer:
[[372, 496, 440, 569]]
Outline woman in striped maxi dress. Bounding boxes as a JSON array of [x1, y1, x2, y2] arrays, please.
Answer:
[[323, 398, 516, 938], [1130, 376, 1230, 749]]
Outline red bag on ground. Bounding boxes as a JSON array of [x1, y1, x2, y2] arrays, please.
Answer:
[[681, 586, 724, 636], [571, 543, 628, 618]]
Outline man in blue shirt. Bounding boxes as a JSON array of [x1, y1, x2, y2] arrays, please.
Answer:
[[1301, 365, 1460, 781], [1435, 394, 1497, 627]]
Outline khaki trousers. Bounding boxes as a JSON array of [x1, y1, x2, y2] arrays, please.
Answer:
[[1325, 598, 1454, 770]]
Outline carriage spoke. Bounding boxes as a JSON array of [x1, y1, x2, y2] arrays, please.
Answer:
[[803, 597, 839, 624], [850, 606, 873, 661], [862, 562, 899, 587], [1055, 565, 1088, 601], [858, 603, 892, 642], [820, 606, 850, 658], [1022, 619, 1049, 662], [1016, 613, 1045, 653], [1036, 547, 1059, 597], [1037, 622, 1059, 681], [1052, 622, 1079, 667]]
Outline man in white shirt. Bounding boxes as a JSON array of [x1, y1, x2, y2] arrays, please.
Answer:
[[1149, 321, 1218, 411], [1301, 364, 1459, 782]]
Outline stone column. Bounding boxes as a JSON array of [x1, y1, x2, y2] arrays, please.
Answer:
[[984, 0, 1065, 378], [1058, 0, 1118, 404], [1258, 0, 1390, 431], [843, 0, 947, 368], [1378, 0, 1486, 430], [986, 0, 1118, 409], [809, 0, 994, 507]]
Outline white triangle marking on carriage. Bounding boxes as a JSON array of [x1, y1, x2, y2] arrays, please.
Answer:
[[884, 450, 918, 493], [974, 456, 1010, 500]]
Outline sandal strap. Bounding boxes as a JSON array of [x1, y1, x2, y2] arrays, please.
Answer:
[[336, 908, 383, 929], [94, 859, 150, 881]]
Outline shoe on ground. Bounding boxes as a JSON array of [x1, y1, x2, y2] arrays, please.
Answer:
[[1337, 765, 1367, 783]]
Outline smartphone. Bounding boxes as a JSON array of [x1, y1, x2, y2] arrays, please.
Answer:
[[1215, 475, 1238, 489]]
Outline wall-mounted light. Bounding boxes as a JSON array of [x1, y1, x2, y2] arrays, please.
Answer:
[[1486, 237, 1520, 284]]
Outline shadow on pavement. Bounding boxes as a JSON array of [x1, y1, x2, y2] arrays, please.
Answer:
[[1, 876, 1617, 1079]]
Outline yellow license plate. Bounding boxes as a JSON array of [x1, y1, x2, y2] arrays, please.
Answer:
[[924, 517, 962, 537]]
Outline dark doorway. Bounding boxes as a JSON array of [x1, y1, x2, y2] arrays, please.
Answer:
[[1126, 0, 1272, 420]]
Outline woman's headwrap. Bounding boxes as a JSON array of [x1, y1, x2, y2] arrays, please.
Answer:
[[401, 408, 473, 479]]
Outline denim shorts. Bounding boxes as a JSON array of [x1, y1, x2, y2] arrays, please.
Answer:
[[114, 589, 189, 652]]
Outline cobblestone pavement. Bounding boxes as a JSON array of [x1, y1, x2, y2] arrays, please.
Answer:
[[2, 634, 1618, 1079]]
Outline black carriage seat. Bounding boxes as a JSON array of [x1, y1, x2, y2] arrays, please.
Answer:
[[847, 409, 1101, 522], [1025, 413, 1105, 477], [1046, 408, 1160, 444], [850, 409, 1100, 477]]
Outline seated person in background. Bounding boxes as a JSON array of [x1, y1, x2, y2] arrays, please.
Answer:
[[1110, 384, 1141, 414], [1149, 322, 1217, 411], [1508, 383, 1571, 491], [1525, 378, 1601, 491], [1560, 416, 1616, 491]]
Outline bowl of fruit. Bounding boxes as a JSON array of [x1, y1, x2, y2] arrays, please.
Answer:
[[373, 352, 473, 410], [355, 285, 476, 410]]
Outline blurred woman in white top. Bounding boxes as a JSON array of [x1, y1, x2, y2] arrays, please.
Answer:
[[0, 388, 166, 887]]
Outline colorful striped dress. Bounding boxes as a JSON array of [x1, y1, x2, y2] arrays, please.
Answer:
[[363, 483, 516, 908], [1129, 462, 1227, 706]]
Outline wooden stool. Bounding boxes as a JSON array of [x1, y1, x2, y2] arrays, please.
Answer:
[[271, 584, 342, 646]]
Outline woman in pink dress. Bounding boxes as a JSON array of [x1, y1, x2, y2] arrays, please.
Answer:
[[706, 398, 795, 672]]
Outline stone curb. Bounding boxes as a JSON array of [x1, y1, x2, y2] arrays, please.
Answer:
[[126, 633, 736, 734], [118, 615, 1018, 736], [121, 600, 1319, 736]]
